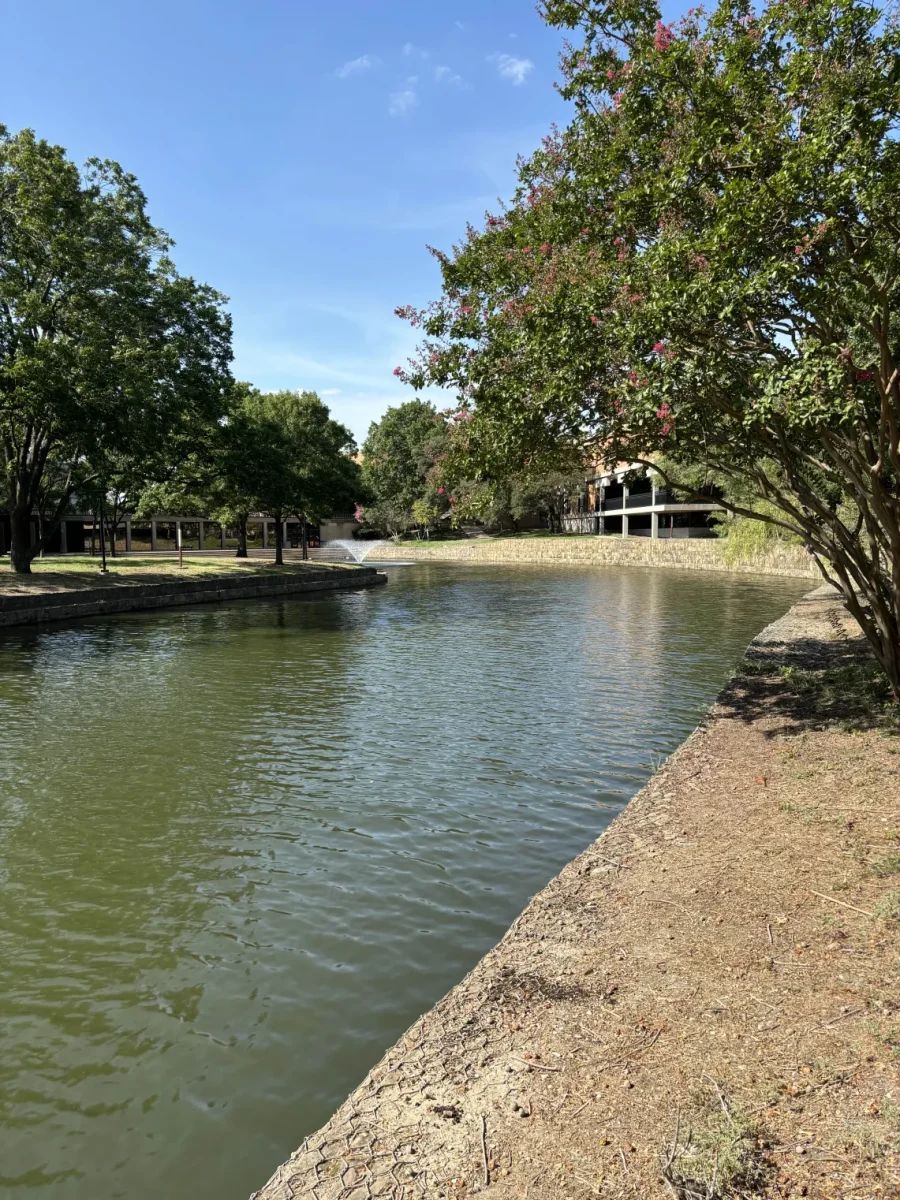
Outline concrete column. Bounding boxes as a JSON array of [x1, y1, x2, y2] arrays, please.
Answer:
[[283, 520, 288, 548], [651, 511, 659, 539], [622, 484, 629, 538], [262, 520, 269, 549], [622, 514, 629, 538], [150, 519, 158, 551], [125, 516, 132, 552], [220, 524, 227, 550], [175, 520, 181, 550], [59, 519, 68, 553], [198, 519, 204, 550]]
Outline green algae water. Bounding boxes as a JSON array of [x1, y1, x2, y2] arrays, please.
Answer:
[[0, 563, 809, 1200]]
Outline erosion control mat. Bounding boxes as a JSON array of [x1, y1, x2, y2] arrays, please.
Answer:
[[253, 590, 900, 1200]]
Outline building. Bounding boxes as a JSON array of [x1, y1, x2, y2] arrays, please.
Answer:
[[563, 464, 722, 538], [0, 512, 361, 556]]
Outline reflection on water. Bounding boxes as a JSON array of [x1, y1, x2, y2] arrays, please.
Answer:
[[0, 563, 808, 1199]]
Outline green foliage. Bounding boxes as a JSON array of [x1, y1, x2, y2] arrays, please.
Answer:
[[397, 0, 900, 695], [360, 400, 448, 534], [719, 502, 804, 566], [666, 1108, 765, 1198], [0, 125, 232, 572], [230, 389, 360, 558]]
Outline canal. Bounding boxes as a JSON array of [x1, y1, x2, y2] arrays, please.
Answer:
[[0, 563, 809, 1199]]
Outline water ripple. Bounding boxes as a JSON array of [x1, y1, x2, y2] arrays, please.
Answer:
[[0, 563, 808, 1200]]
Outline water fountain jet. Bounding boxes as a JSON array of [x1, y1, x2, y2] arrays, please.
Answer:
[[326, 539, 386, 563]]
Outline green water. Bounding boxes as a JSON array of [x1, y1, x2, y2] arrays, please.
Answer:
[[0, 563, 809, 1199]]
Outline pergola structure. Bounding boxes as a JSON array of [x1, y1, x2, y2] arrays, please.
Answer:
[[0, 512, 361, 556]]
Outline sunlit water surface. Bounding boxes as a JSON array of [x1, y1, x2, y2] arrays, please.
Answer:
[[0, 563, 809, 1199]]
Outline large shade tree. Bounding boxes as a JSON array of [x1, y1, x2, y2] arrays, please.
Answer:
[[397, 0, 900, 696], [360, 400, 449, 535], [0, 127, 232, 572], [234, 389, 361, 565]]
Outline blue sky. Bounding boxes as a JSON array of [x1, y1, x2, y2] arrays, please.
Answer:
[[1, 0, 580, 443]]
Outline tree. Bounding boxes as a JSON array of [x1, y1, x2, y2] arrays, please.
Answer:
[[0, 126, 232, 573], [360, 400, 448, 535], [234, 389, 361, 565], [397, 0, 900, 696]]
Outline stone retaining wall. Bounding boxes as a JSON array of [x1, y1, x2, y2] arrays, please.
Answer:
[[374, 536, 818, 578], [0, 567, 386, 628]]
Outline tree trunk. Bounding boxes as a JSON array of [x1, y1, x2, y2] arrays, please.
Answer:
[[300, 516, 308, 561], [9, 506, 33, 574], [236, 514, 248, 558], [273, 514, 284, 566]]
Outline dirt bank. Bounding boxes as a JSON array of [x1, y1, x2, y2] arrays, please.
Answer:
[[252, 589, 899, 1200]]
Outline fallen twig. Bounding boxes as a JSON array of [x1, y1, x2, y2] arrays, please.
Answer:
[[703, 1074, 734, 1126], [480, 1114, 489, 1187], [708, 1147, 719, 1200], [809, 889, 874, 917], [510, 1057, 561, 1072]]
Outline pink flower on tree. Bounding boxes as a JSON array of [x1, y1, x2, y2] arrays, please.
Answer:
[[653, 341, 667, 353], [438, 486, 445, 494], [590, 315, 599, 325], [657, 401, 674, 434], [654, 21, 675, 50], [393, 366, 402, 377]]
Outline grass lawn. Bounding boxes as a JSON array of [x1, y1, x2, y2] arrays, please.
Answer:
[[0, 553, 349, 597]]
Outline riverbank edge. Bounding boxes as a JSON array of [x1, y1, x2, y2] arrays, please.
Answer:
[[0, 565, 386, 628], [251, 585, 899, 1200], [371, 536, 817, 578]]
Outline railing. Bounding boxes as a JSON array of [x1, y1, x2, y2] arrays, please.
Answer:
[[599, 490, 721, 511], [624, 491, 654, 509]]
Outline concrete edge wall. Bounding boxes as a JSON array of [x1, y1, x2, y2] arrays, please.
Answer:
[[0, 568, 386, 628], [371, 537, 818, 579]]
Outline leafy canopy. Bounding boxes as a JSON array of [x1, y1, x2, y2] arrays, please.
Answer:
[[397, 0, 900, 691], [0, 125, 232, 569]]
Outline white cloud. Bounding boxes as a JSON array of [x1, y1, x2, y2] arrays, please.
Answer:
[[434, 65, 463, 85], [402, 42, 430, 59], [321, 388, 341, 396], [455, 21, 466, 30], [336, 54, 379, 79], [490, 53, 534, 86], [388, 88, 418, 117]]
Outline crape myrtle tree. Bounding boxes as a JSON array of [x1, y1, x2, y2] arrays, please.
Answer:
[[394, 0, 900, 697], [0, 127, 232, 573], [360, 399, 450, 535]]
